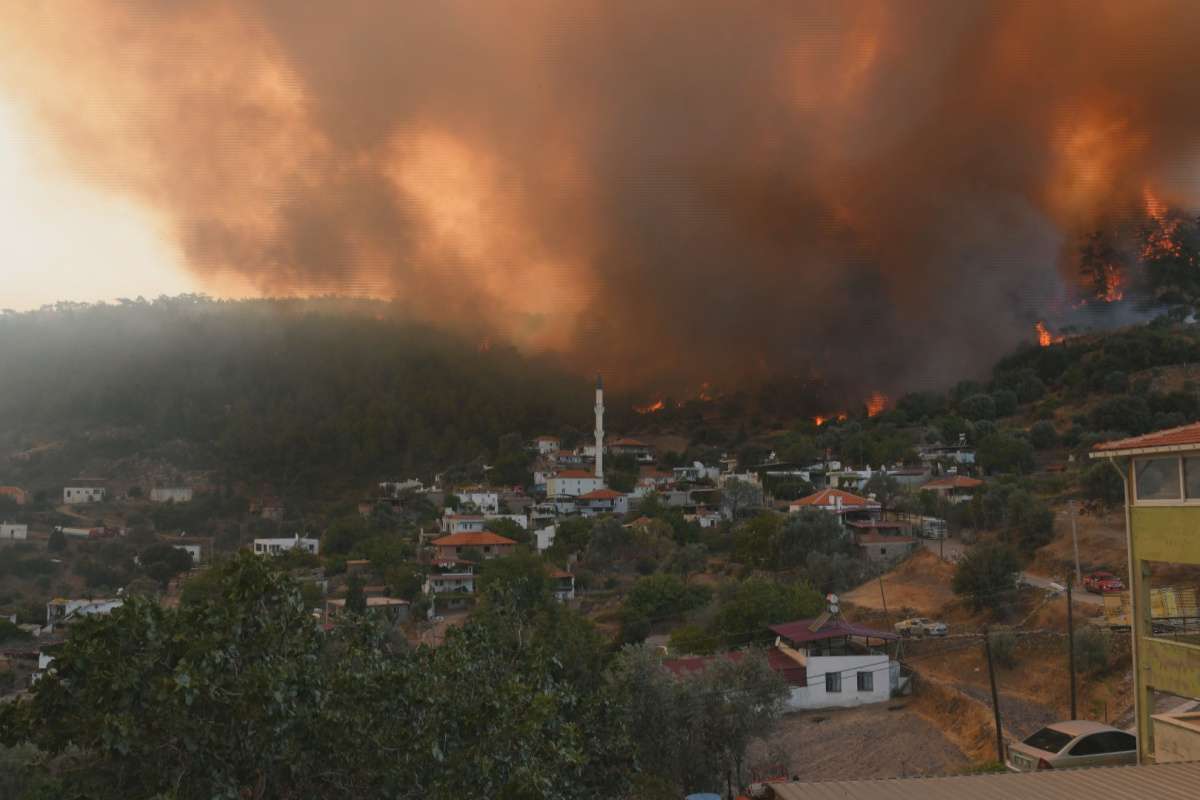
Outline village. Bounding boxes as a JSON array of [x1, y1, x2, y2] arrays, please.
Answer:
[[5, 364, 1200, 797]]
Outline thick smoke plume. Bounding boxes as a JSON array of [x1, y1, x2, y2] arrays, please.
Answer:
[[4, 1, 1200, 397]]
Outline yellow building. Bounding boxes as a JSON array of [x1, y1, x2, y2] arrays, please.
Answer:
[[1092, 424, 1200, 764]]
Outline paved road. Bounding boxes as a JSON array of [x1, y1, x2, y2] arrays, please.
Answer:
[[1020, 572, 1103, 606]]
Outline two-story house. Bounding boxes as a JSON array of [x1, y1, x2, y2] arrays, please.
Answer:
[[1092, 424, 1200, 764]]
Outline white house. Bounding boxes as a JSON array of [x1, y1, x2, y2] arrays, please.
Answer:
[[173, 543, 203, 564], [379, 479, 424, 497], [768, 617, 903, 710], [63, 486, 106, 504], [253, 535, 320, 556], [575, 488, 629, 516], [46, 597, 123, 631], [453, 489, 500, 514], [485, 513, 529, 530], [546, 470, 604, 498], [440, 514, 486, 534], [674, 463, 721, 483], [685, 510, 723, 529], [0, 522, 28, 540], [788, 488, 882, 525], [532, 523, 556, 552], [534, 436, 560, 456], [150, 487, 194, 503]]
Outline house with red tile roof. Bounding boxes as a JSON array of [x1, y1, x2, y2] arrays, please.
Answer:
[[788, 488, 882, 525], [663, 613, 903, 711], [919, 475, 983, 504], [430, 531, 517, 561], [575, 488, 629, 516]]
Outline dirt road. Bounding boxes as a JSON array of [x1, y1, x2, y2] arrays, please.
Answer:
[[747, 703, 969, 781]]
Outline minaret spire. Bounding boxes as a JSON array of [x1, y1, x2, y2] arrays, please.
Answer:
[[594, 374, 605, 480]]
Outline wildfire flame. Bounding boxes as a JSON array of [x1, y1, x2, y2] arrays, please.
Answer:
[[635, 399, 666, 414], [1035, 321, 1064, 347], [1142, 186, 1186, 262], [697, 381, 714, 402], [813, 411, 849, 426], [1099, 264, 1124, 302], [866, 391, 888, 417]]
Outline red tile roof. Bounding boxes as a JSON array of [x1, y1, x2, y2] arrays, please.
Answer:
[[430, 531, 517, 547], [790, 488, 878, 509], [555, 469, 599, 479], [1092, 422, 1200, 454], [577, 488, 624, 500], [662, 647, 807, 686], [609, 437, 651, 447], [770, 618, 898, 644], [921, 476, 984, 490]]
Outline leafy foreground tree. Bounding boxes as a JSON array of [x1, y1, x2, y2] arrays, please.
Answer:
[[608, 644, 788, 796], [0, 554, 632, 799]]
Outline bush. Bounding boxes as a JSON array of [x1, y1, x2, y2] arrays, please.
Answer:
[[1073, 625, 1111, 675], [1029, 420, 1058, 450], [992, 390, 1019, 418], [961, 394, 997, 421]]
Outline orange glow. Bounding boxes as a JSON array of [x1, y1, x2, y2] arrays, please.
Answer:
[[697, 381, 714, 402], [1099, 264, 1124, 302], [635, 399, 666, 414], [866, 391, 888, 417], [1035, 321, 1064, 347], [813, 411, 849, 426], [1142, 186, 1185, 262]]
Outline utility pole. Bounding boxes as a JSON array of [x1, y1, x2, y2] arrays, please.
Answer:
[[1070, 500, 1082, 585], [1067, 576, 1077, 720], [878, 575, 890, 627], [983, 627, 1005, 764]]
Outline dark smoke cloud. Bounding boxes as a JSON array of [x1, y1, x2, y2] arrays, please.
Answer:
[[3, 0, 1200, 398]]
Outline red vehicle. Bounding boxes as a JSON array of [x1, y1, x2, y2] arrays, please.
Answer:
[[1083, 571, 1125, 594]]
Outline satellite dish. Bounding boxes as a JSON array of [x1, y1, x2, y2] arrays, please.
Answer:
[[826, 593, 840, 614]]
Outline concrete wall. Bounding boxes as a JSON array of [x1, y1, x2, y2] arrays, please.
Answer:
[[0, 523, 28, 540], [1152, 712, 1200, 764], [785, 655, 892, 711]]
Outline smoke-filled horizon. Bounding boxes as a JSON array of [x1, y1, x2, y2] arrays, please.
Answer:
[[3, 1, 1200, 397]]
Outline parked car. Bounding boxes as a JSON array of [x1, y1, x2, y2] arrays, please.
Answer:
[[1083, 571, 1125, 594], [1006, 721, 1136, 772], [893, 617, 948, 637]]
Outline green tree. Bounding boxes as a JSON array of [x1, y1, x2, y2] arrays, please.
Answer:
[[952, 541, 1020, 613], [345, 572, 368, 614], [977, 433, 1035, 474], [1029, 420, 1058, 449], [1082, 462, 1125, 508], [708, 578, 823, 649], [477, 549, 554, 612], [139, 542, 195, 587], [46, 529, 66, 553]]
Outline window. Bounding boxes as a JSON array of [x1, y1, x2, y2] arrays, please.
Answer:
[[1185, 457, 1200, 500], [825, 672, 842, 693], [856, 671, 873, 691], [1091, 731, 1136, 753], [1068, 734, 1107, 756], [1023, 727, 1074, 754], [1135, 457, 1181, 501]]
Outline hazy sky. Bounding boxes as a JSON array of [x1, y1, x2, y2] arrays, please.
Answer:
[[0, 96, 198, 310]]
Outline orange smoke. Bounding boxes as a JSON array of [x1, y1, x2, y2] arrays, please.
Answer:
[[865, 391, 888, 417], [1035, 321, 1064, 347], [635, 399, 666, 414]]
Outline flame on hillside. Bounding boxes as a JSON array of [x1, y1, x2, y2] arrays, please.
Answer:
[[698, 381, 714, 402], [1035, 321, 1064, 347], [635, 399, 666, 414], [813, 411, 848, 426], [866, 391, 888, 418], [1142, 186, 1186, 262]]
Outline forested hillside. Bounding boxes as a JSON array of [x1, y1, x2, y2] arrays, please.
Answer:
[[0, 297, 591, 493]]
